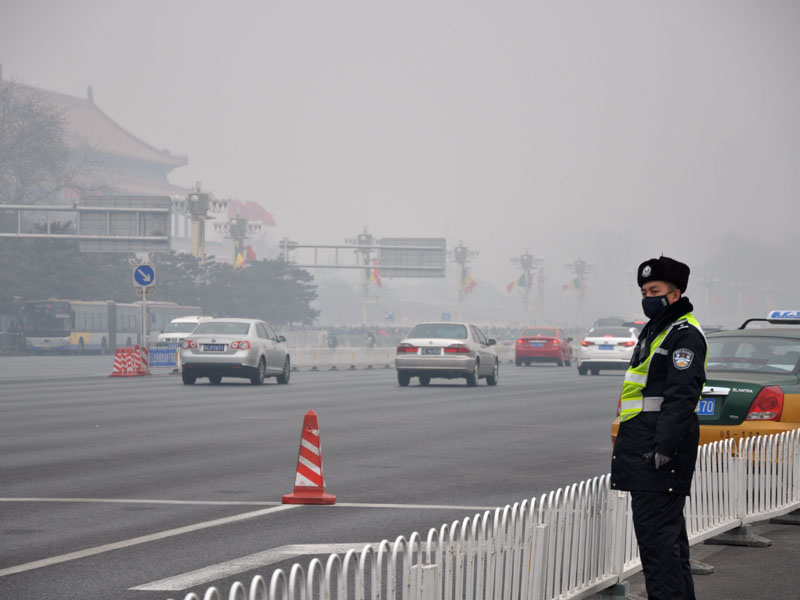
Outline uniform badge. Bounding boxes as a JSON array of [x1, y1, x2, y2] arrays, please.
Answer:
[[641, 265, 652, 277], [673, 348, 694, 369]]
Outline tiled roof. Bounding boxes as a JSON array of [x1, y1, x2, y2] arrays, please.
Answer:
[[15, 83, 187, 169]]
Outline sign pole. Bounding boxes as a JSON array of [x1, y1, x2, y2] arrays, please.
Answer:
[[141, 287, 147, 348]]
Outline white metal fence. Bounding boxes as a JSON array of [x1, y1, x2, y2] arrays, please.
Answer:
[[170, 430, 799, 600]]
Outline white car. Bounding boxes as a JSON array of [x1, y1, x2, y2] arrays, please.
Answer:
[[395, 322, 499, 387], [179, 318, 290, 385], [576, 326, 638, 376], [157, 315, 214, 343]]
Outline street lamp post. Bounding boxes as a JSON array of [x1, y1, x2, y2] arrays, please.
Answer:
[[213, 215, 262, 264], [171, 182, 227, 262], [452, 242, 478, 321]]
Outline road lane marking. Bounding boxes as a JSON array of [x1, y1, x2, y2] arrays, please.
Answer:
[[130, 543, 375, 591], [0, 497, 280, 506], [0, 504, 298, 578], [0, 498, 496, 511]]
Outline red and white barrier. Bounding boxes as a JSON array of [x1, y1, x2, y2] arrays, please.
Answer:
[[109, 345, 149, 377]]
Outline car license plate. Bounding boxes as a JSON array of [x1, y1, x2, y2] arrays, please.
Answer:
[[697, 397, 715, 416], [204, 344, 225, 352], [422, 347, 440, 355], [530, 342, 544, 347], [599, 345, 614, 350]]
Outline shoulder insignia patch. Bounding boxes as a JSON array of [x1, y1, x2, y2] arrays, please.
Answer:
[[673, 348, 694, 369]]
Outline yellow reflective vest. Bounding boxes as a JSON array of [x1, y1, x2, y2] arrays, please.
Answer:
[[619, 312, 704, 423]]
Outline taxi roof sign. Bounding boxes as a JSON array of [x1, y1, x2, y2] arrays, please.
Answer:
[[767, 310, 800, 324]]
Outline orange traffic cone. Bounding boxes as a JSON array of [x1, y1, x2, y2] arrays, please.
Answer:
[[282, 409, 336, 505], [109, 347, 127, 377]]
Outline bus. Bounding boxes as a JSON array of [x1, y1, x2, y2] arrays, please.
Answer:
[[20, 299, 202, 354]]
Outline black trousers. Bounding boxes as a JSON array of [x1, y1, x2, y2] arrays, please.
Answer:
[[630, 490, 695, 600]]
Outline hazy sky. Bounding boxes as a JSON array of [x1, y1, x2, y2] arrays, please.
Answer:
[[2, 1, 798, 322]]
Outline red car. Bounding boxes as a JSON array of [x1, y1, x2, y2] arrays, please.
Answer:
[[515, 327, 574, 366]]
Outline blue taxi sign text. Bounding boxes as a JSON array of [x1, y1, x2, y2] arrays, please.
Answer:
[[767, 310, 800, 322], [133, 264, 156, 287]]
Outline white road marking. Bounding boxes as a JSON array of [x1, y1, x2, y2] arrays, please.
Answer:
[[0, 498, 496, 578], [0, 504, 298, 578], [130, 543, 375, 591], [0, 498, 496, 511], [0, 497, 279, 506]]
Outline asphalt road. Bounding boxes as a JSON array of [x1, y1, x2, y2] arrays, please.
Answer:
[[1, 359, 797, 600]]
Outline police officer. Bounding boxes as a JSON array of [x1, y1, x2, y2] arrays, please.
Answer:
[[611, 256, 707, 600]]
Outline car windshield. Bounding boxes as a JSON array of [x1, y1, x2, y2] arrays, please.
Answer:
[[707, 336, 800, 374], [166, 322, 197, 333], [193, 322, 251, 335], [522, 328, 555, 337], [587, 327, 635, 338], [408, 324, 468, 339]]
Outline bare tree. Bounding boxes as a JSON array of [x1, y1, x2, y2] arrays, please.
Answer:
[[0, 80, 74, 206]]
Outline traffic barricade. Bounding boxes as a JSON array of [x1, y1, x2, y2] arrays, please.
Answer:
[[148, 342, 180, 374]]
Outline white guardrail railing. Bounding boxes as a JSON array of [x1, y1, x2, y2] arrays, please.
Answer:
[[169, 430, 799, 600]]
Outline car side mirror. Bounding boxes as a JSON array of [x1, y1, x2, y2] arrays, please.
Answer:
[[279, 335, 286, 343], [488, 338, 496, 345]]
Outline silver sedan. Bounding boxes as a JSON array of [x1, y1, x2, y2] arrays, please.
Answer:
[[395, 322, 499, 387], [179, 318, 290, 385]]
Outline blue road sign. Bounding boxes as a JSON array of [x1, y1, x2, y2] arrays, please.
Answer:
[[441, 312, 451, 321], [133, 264, 156, 287]]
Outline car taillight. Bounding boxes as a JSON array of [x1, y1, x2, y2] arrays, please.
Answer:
[[396, 344, 418, 354], [552, 339, 559, 345], [618, 341, 636, 347], [444, 344, 471, 354], [516, 338, 524, 345], [182, 339, 197, 349], [231, 341, 250, 350], [745, 386, 784, 421], [581, 340, 595, 347]]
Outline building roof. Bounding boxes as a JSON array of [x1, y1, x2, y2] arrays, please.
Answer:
[[14, 82, 187, 169]]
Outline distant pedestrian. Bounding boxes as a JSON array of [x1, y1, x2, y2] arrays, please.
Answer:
[[611, 256, 707, 600]]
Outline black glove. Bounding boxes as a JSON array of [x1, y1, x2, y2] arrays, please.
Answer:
[[642, 452, 672, 470]]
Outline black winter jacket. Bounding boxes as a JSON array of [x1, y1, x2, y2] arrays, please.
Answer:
[[610, 297, 707, 496]]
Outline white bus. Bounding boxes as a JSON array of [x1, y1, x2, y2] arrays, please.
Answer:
[[21, 299, 202, 354]]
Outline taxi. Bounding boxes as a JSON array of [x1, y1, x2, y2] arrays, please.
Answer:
[[611, 310, 800, 446]]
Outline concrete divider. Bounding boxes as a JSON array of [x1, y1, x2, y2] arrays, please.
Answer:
[[288, 346, 516, 371]]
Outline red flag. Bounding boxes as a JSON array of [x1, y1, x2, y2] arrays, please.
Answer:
[[245, 245, 257, 261], [245, 201, 276, 227]]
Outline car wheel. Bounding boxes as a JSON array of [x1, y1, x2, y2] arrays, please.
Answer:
[[526, 360, 532, 367], [578, 365, 588, 376], [486, 361, 499, 386], [515, 358, 522, 367], [251, 358, 266, 385], [181, 372, 196, 385], [277, 357, 291, 384], [591, 368, 600, 376], [397, 371, 411, 387], [419, 375, 431, 386], [209, 375, 222, 385], [466, 361, 479, 386]]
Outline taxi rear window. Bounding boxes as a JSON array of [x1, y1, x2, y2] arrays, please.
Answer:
[[522, 328, 556, 337], [408, 324, 468, 339], [587, 327, 635, 338], [707, 336, 800, 374], [194, 322, 251, 335]]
